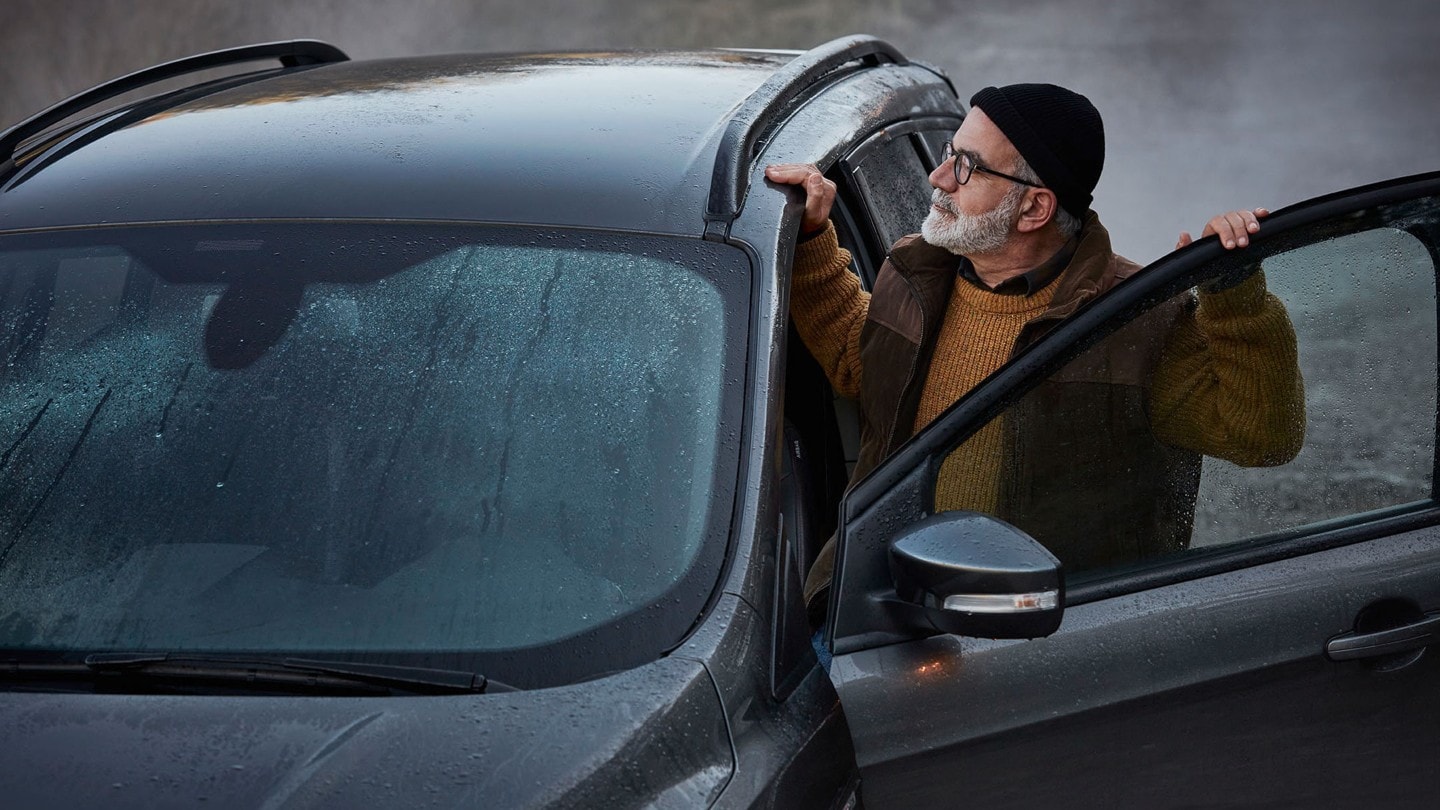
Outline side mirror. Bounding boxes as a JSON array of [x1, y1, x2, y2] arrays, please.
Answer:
[[887, 511, 1063, 639]]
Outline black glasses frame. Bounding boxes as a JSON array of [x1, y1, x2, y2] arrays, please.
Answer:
[[941, 143, 1043, 188]]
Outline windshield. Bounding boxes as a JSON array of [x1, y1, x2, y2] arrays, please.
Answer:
[[0, 222, 747, 689]]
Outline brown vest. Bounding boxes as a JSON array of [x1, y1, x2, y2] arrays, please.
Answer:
[[804, 214, 1198, 612]]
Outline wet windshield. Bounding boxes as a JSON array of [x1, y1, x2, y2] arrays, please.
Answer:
[[0, 223, 746, 688]]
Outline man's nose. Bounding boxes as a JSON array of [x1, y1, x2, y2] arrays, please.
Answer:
[[929, 159, 955, 192]]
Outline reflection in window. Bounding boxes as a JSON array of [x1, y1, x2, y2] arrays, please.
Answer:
[[917, 129, 953, 171], [1192, 228, 1436, 545], [852, 135, 933, 248], [936, 224, 1436, 576]]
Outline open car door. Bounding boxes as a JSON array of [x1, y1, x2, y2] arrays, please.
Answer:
[[828, 172, 1440, 808]]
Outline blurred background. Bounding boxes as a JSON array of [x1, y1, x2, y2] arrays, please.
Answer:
[[4, 0, 1437, 261]]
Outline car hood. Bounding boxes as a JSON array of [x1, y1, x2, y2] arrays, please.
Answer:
[[0, 656, 731, 808]]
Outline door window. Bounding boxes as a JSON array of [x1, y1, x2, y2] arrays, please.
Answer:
[[936, 220, 1438, 578], [848, 134, 934, 250], [916, 129, 953, 171], [1194, 228, 1435, 543]]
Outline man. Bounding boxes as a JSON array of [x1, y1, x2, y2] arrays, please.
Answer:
[[766, 84, 1304, 617]]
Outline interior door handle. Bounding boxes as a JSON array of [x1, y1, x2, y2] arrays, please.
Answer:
[[1325, 612, 1440, 661]]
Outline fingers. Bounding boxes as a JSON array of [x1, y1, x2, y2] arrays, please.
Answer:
[[765, 163, 835, 234], [1198, 207, 1269, 250], [803, 173, 836, 233], [764, 163, 818, 186], [1176, 231, 1192, 250]]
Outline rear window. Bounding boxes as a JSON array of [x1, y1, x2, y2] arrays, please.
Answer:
[[0, 222, 748, 688]]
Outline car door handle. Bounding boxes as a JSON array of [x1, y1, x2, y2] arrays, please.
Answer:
[[1325, 612, 1440, 661]]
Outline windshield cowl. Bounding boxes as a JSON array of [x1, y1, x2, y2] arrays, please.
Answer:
[[0, 654, 733, 805]]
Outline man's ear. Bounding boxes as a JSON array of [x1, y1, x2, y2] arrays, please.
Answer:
[[1015, 188, 1057, 233]]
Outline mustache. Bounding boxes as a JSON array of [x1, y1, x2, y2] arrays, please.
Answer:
[[930, 189, 960, 216]]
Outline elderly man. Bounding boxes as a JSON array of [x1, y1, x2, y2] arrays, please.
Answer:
[[766, 83, 1304, 618]]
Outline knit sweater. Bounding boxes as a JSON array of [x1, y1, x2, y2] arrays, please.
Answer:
[[922, 275, 1057, 512], [790, 222, 1304, 503]]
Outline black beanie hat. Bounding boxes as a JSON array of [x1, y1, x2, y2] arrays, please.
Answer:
[[969, 84, 1104, 220]]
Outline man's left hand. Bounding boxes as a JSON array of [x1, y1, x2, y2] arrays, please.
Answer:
[[1177, 208, 1270, 250]]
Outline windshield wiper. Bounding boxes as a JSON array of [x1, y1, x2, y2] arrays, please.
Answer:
[[4, 652, 516, 695]]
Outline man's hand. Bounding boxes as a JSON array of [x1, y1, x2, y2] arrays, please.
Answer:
[[764, 163, 837, 236], [1177, 207, 1270, 250]]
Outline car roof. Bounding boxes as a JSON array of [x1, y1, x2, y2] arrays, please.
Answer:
[[0, 50, 794, 235]]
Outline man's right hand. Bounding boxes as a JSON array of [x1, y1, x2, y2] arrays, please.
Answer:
[[764, 163, 837, 236], [1177, 208, 1270, 250]]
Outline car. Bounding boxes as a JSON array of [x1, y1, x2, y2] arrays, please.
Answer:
[[0, 34, 1438, 809]]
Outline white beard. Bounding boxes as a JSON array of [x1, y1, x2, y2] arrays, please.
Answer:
[[920, 187, 1022, 256]]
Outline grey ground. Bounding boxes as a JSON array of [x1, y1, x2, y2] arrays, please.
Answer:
[[3, 0, 1438, 261]]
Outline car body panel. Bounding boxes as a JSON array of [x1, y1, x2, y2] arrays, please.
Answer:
[[0, 655, 731, 808], [676, 595, 857, 809], [0, 40, 962, 810], [835, 527, 1440, 807], [0, 52, 789, 235]]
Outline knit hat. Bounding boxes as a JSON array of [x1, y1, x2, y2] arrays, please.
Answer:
[[969, 84, 1104, 220]]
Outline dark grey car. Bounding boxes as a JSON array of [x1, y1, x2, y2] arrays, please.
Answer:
[[0, 36, 1437, 809]]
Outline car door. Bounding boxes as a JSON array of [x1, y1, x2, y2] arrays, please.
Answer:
[[826, 172, 1440, 808]]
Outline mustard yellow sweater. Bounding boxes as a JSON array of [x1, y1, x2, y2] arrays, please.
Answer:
[[790, 223, 1305, 510]]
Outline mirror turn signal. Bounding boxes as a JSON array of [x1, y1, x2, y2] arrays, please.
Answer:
[[887, 512, 1064, 639]]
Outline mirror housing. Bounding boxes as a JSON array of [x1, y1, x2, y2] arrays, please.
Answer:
[[887, 511, 1063, 639]]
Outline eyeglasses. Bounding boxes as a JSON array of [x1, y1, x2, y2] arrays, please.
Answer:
[[940, 142, 1043, 188]]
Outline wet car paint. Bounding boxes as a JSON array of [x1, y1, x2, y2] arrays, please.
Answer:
[[0, 44, 959, 808], [0, 656, 729, 807]]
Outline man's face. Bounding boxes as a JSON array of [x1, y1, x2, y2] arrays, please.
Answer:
[[921, 107, 1028, 256]]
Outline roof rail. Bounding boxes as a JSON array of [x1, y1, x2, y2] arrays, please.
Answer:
[[703, 35, 906, 238], [0, 39, 349, 164]]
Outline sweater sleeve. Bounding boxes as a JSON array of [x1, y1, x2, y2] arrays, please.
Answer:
[[1148, 270, 1306, 467], [789, 221, 870, 400]]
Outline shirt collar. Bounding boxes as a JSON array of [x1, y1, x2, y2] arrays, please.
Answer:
[[957, 235, 1079, 296]]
